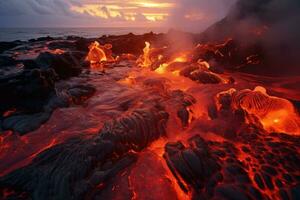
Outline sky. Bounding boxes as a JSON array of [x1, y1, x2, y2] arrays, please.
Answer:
[[0, 0, 236, 31]]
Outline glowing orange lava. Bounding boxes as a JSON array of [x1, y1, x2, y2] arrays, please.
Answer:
[[137, 41, 152, 68], [220, 86, 300, 135], [86, 41, 115, 70]]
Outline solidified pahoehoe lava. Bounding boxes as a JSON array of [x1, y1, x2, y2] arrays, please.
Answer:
[[163, 132, 300, 200], [0, 107, 168, 200], [164, 135, 221, 194]]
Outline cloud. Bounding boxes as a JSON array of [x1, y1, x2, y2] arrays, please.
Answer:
[[0, 1, 32, 15], [0, 0, 237, 29], [69, 0, 172, 24]]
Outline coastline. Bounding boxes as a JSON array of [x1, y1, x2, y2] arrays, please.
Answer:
[[0, 27, 168, 42]]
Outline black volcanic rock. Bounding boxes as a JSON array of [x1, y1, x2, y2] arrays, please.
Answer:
[[48, 40, 76, 50], [164, 135, 221, 193], [73, 32, 167, 56], [164, 133, 300, 199], [0, 69, 57, 115], [0, 83, 96, 135], [75, 37, 93, 52], [0, 69, 57, 134], [0, 52, 96, 134], [34, 51, 84, 79], [28, 36, 54, 43], [100, 32, 166, 55], [0, 41, 22, 54], [189, 70, 223, 84], [170, 90, 196, 128], [179, 65, 224, 84], [0, 55, 17, 67], [67, 84, 96, 105]]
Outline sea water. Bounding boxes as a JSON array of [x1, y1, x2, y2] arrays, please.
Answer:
[[0, 27, 167, 42]]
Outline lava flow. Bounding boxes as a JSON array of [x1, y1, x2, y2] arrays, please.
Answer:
[[1, 25, 300, 200], [86, 41, 115, 70]]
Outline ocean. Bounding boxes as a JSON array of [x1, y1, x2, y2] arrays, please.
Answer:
[[0, 27, 167, 42]]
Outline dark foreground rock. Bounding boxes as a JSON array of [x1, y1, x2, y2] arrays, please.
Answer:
[[0, 39, 98, 134], [0, 106, 168, 200], [163, 133, 300, 200], [0, 55, 17, 67], [0, 83, 96, 135], [164, 135, 221, 193], [189, 70, 223, 84], [179, 64, 226, 84], [0, 41, 23, 54], [27, 51, 85, 79], [0, 69, 57, 115], [2, 112, 52, 135]]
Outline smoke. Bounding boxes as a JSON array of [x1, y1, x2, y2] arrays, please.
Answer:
[[168, 0, 237, 32], [193, 0, 300, 76], [167, 0, 300, 75], [231, 0, 300, 75], [164, 0, 237, 52]]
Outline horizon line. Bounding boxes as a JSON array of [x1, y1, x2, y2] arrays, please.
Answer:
[[0, 26, 169, 29]]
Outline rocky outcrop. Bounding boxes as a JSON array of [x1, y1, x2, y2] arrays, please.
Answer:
[[0, 41, 23, 54], [0, 69, 57, 115], [0, 82, 96, 135], [28, 51, 85, 79]]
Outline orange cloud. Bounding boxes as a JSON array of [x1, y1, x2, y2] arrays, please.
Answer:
[[70, 0, 173, 23]]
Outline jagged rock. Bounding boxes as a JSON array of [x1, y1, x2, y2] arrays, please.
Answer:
[[0, 83, 96, 135], [48, 41, 76, 50], [190, 70, 223, 84], [0, 57, 95, 134], [0, 41, 22, 53], [163, 135, 220, 192], [67, 84, 96, 105], [170, 90, 196, 127], [75, 38, 92, 52], [34, 51, 84, 79], [179, 64, 224, 84], [215, 185, 251, 200], [0, 69, 57, 115], [0, 56, 17, 67], [29, 36, 54, 42], [290, 185, 300, 200], [179, 65, 199, 78]]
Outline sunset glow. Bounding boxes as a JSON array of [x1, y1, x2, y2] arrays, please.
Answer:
[[0, 0, 237, 30], [70, 1, 173, 24]]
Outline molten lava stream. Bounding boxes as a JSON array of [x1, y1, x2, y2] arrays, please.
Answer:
[[86, 41, 115, 70], [126, 139, 191, 200]]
